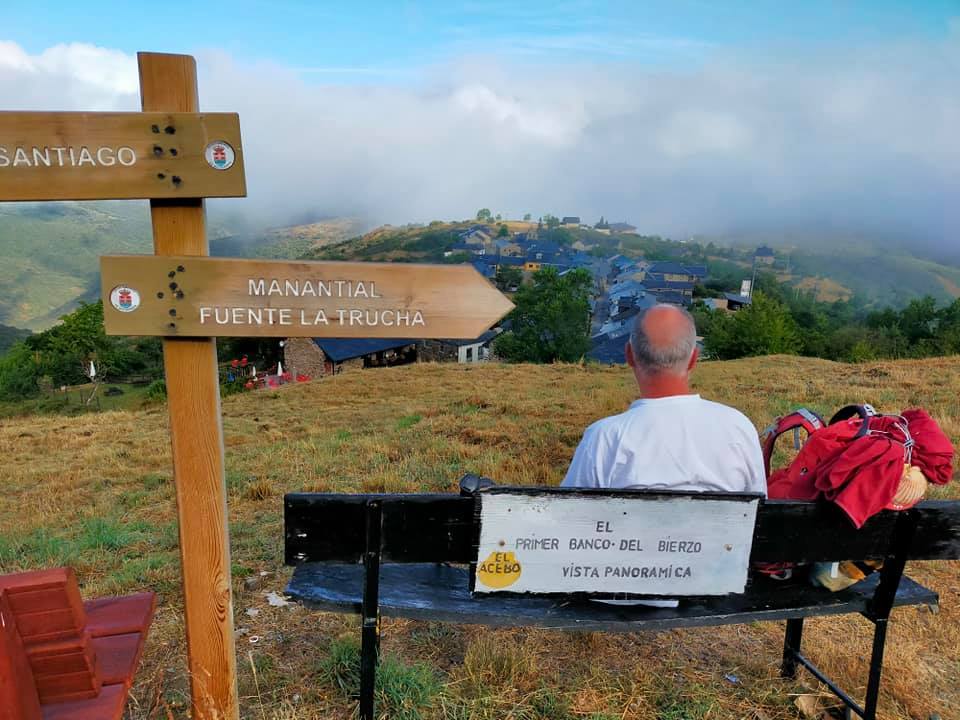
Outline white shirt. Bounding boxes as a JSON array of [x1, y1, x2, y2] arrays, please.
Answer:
[[562, 394, 767, 496]]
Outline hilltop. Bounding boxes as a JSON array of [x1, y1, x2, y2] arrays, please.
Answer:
[[308, 219, 960, 307], [0, 355, 957, 719]]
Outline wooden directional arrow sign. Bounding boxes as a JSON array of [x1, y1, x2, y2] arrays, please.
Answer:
[[101, 255, 515, 339], [0, 111, 245, 200]]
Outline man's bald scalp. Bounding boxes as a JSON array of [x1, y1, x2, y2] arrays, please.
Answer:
[[629, 304, 697, 374]]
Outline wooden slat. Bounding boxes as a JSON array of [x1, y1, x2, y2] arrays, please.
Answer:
[[284, 493, 960, 565], [139, 51, 238, 720], [39, 684, 127, 720], [0, 111, 244, 201], [83, 593, 155, 639], [91, 634, 142, 687]]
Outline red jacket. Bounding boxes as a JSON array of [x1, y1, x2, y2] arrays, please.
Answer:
[[768, 409, 954, 528]]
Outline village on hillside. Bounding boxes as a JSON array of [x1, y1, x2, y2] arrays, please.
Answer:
[[282, 217, 766, 380]]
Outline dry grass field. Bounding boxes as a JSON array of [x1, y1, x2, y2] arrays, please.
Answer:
[[1, 356, 958, 719]]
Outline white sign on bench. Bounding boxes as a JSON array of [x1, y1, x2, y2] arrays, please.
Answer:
[[473, 490, 760, 597]]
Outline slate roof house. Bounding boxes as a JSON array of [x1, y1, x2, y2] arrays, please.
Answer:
[[724, 292, 753, 311], [754, 246, 775, 265], [459, 225, 492, 244], [587, 333, 630, 364], [283, 338, 418, 378], [561, 216, 581, 227]]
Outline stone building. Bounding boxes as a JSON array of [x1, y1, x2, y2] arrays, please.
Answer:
[[418, 330, 498, 364], [283, 338, 417, 378]]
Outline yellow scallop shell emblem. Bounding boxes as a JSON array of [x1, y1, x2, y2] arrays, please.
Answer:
[[477, 550, 522, 589]]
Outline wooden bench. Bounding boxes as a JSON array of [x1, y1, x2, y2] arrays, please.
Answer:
[[0, 568, 156, 720], [284, 484, 960, 720]]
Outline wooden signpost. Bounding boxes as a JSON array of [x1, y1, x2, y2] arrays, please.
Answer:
[[473, 489, 760, 597], [100, 255, 513, 338], [2, 50, 513, 720], [0, 52, 243, 719]]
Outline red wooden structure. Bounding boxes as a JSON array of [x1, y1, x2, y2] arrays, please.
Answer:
[[0, 568, 155, 720]]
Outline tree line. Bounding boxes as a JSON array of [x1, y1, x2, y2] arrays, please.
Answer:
[[694, 273, 960, 362]]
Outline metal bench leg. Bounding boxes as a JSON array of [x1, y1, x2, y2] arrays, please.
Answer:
[[781, 617, 804, 678], [862, 619, 888, 720], [359, 500, 383, 720]]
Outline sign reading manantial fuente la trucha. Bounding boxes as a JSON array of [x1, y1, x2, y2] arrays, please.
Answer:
[[474, 491, 760, 596], [101, 255, 514, 339]]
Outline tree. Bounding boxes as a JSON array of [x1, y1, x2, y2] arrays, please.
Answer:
[[476, 208, 492, 222], [7, 302, 163, 395], [497, 224, 509, 237], [523, 213, 532, 222], [495, 213, 502, 222], [495, 265, 523, 291], [493, 267, 593, 363], [0, 342, 40, 400], [704, 293, 801, 359], [543, 214, 560, 229]]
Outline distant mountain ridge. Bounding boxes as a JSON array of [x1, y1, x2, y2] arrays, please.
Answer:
[[1, 203, 958, 332]]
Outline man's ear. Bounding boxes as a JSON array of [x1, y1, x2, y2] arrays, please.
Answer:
[[687, 346, 700, 372]]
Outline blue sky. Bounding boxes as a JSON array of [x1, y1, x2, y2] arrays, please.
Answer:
[[9, 1, 959, 79]]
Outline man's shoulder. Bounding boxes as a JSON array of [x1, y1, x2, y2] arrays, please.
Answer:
[[583, 409, 634, 439], [694, 398, 757, 431]]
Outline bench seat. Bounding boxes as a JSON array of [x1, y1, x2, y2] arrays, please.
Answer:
[[287, 562, 938, 632]]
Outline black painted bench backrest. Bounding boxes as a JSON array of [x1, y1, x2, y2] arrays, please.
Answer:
[[284, 491, 960, 566]]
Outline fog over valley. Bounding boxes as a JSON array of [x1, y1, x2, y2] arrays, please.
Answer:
[[0, 31, 958, 254]]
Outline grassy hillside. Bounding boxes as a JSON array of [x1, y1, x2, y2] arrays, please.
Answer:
[[0, 202, 153, 330], [787, 249, 960, 306], [0, 356, 957, 719]]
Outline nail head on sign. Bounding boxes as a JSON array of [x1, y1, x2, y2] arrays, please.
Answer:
[[157, 173, 166, 180], [169, 309, 177, 317], [157, 292, 164, 299], [172, 176, 182, 185], [169, 282, 178, 291], [170, 148, 178, 156], [151, 124, 160, 133], [153, 145, 163, 156], [164, 125, 176, 134], [177, 265, 185, 272], [168, 271, 176, 278]]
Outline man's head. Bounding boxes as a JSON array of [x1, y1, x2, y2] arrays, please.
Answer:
[[626, 304, 699, 390]]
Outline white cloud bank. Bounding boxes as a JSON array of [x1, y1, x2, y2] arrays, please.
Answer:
[[1, 37, 958, 250]]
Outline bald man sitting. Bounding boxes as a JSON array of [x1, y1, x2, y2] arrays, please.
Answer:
[[563, 304, 766, 496]]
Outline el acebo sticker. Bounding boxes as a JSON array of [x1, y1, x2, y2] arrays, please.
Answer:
[[204, 140, 236, 170], [110, 285, 140, 313]]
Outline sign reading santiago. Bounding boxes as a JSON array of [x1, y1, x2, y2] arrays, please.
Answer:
[[0, 111, 245, 201], [474, 491, 759, 597]]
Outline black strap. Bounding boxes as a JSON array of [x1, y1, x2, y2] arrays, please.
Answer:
[[828, 404, 875, 439]]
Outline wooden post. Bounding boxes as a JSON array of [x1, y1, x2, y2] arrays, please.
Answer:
[[138, 52, 239, 720]]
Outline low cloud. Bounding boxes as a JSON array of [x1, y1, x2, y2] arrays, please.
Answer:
[[1, 37, 958, 251]]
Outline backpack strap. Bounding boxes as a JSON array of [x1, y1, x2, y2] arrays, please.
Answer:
[[828, 404, 877, 439], [761, 408, 825, 478]]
